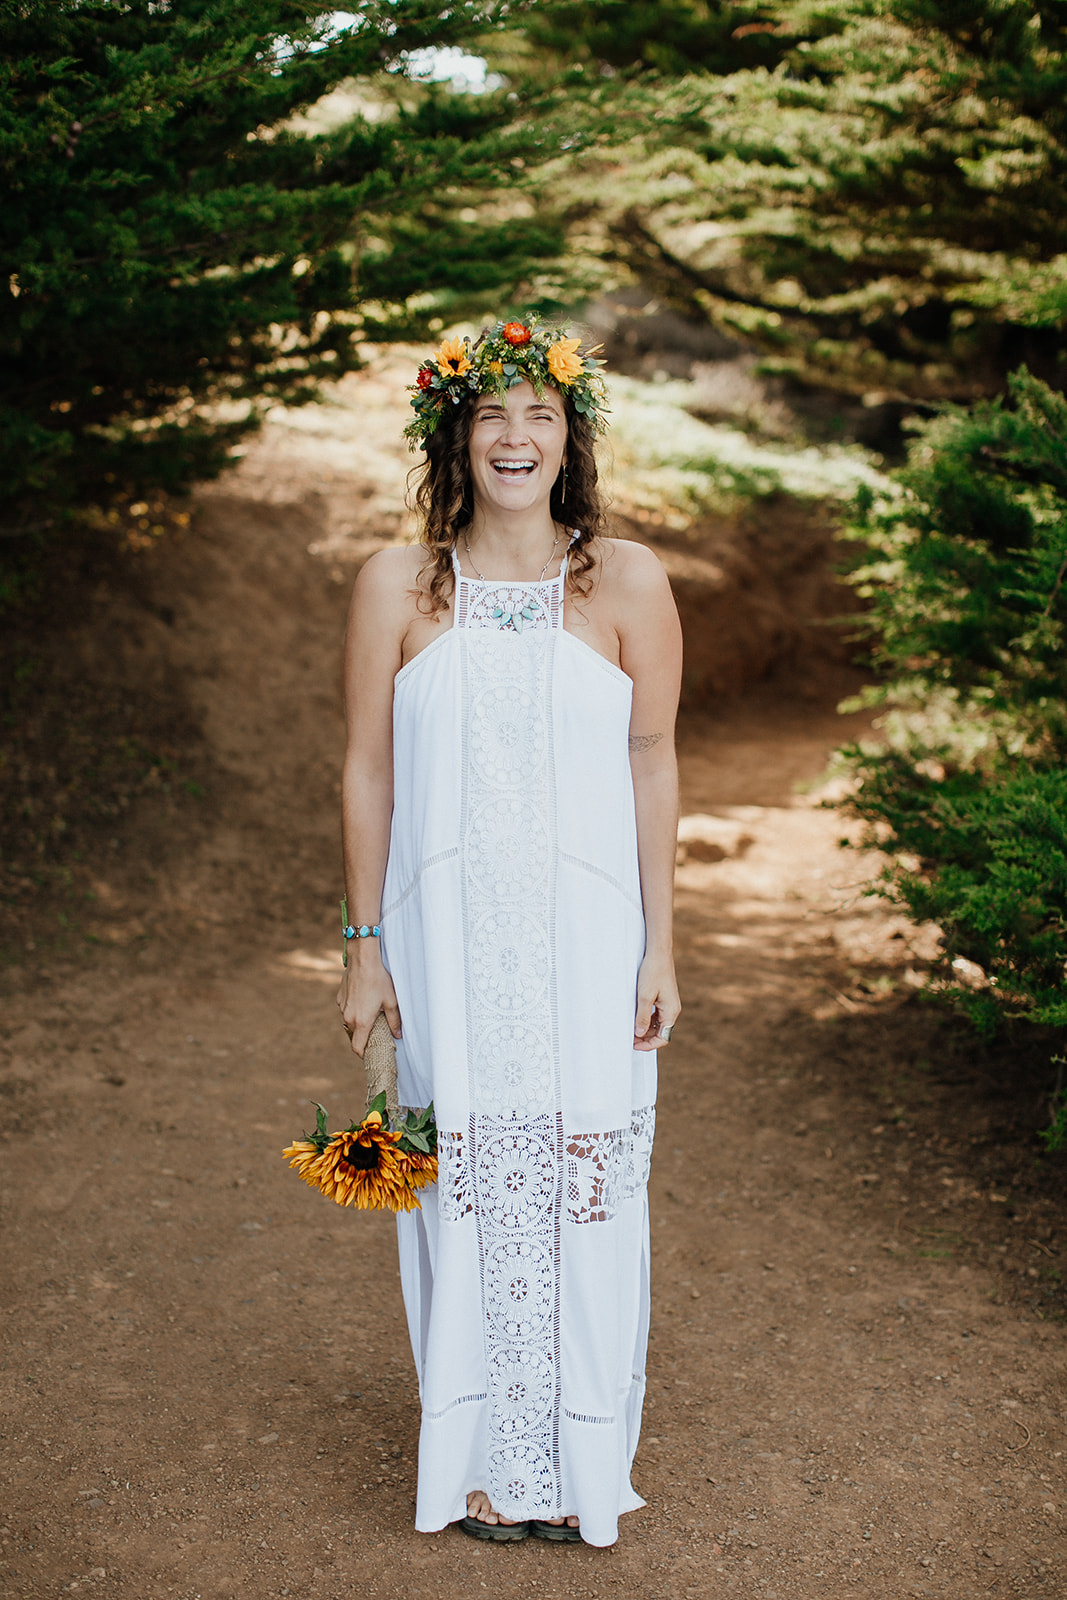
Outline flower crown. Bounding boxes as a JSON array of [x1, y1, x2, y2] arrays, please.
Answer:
[[404, 316, 608, 449]]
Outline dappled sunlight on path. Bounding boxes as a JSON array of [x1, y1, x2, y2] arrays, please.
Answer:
[[0, 685, 1062, 1598], [0, 351, 1063, 1599]]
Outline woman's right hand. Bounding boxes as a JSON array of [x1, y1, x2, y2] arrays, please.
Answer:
[[337, 947, 402, 1057]]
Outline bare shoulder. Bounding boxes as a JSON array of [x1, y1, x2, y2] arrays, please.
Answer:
[[594, 537, 673, 599], [352, 543, 428, 605]]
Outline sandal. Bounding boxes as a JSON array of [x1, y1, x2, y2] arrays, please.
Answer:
[[530, 1518, 582, 1542], [459, 1514, 530, 1542]]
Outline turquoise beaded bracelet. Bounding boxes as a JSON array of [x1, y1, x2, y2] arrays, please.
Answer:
[[340, 895, 381, 968]]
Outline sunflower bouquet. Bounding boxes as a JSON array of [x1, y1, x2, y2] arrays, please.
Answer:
[[404, 315, 608, 449], [283, 1093, 438, 1214]]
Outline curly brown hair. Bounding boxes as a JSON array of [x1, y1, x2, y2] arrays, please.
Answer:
[[409, 386, 608, 615]]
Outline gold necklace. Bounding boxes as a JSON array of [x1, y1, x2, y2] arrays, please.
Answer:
[[463, 531, 560, 584]]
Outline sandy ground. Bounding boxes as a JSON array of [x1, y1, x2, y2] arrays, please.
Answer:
[[1, 364, 1065, 1600]]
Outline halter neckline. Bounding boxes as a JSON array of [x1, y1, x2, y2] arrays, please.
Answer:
[[451, 532, 578, 586]]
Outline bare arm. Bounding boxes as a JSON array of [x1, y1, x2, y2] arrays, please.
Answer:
[[615, 542, 683, 1051], [337, 548, 412, 1055]]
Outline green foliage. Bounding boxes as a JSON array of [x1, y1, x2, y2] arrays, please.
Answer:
[[844, 369, 1067, 746], [397, 1101, 438, 1155], [1043, 1070, 1067, 1151], [607, 372, 881, 518], [522, 2, 802, 76], [838, 368, 1067, 1060], [303, 1093, 437, 1150], [502, 0, 1067, 404], [0, 0, 565, 569], [845, 759, 1067, 1031]]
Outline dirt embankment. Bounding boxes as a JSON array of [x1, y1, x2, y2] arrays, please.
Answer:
[[623, 501, 854, 708]]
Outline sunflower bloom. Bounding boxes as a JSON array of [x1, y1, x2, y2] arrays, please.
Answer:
[[285, 1111, 426, 1213], [546, 336, 584, 386], [435, 336, 472, 378], [319, 1128, 418, 1212]]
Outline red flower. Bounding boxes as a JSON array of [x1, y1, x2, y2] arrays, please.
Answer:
[[416, 366, 435, 390], [502, 322, 531, 346]]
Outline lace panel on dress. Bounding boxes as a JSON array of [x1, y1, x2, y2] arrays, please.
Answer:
[[459, 617, 563, 1519], [456, 572, 563, 632], [437, 1130, 473, 1222], [439, 1109, 656, 1229], [564, 1107, 657, 1225]]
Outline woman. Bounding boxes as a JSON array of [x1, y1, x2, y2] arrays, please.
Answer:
[[337, 318, 682, 1548]]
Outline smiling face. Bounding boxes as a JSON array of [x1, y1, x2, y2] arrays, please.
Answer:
[[468, 380, 568, 519]]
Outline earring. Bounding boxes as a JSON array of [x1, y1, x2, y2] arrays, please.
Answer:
[[560, 465, 568, 505]]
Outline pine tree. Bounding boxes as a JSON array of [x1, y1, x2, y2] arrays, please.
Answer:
[[837, 369, 1067, 1120], [503, 0, 1067, 406], [520, 1, 801, 76], [0, 0, 563, 570]]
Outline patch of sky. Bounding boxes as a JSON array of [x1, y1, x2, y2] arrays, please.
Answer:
[[274, 17, 498, 93], [271, 11, 362, 65], [401, 45, 501, 93], [607, 374, 886, 523]]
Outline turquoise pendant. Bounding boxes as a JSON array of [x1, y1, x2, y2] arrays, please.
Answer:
[[491, 598, 543, 632]]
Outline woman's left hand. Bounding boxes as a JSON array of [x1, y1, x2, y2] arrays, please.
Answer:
[[633, 953, 681, 1051]]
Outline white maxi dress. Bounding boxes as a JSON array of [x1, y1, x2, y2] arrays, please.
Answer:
[[383, 549, 656, 1548]]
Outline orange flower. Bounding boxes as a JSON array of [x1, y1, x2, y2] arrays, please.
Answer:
[[285, 1111, 424, 1213], [502, 321, 531, 346], [546, 336, 584, 386], [487, 359, 504, 374], [435, 336, 472, 378]]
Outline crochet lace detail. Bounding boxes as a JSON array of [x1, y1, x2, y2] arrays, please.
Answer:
[[455, 571, 563, 633], [564, 1107, 657, 1225]]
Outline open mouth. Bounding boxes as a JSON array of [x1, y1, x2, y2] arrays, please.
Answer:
[[491, 458, 537, 479]]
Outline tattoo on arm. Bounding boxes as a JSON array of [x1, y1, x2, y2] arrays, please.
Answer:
[[629, 731, 664, 753]]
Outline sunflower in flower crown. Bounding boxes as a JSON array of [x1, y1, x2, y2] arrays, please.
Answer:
[[284, 1096, 437, 1213], [403, 316, 608, 449], [435, 335, 472, 379]]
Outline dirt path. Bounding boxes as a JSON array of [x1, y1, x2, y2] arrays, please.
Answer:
[[2, 355, 1065, 1597], [2, 680, 1064, 1600]]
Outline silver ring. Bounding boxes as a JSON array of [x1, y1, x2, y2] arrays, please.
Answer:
[[659, 1024, 674, 1042]]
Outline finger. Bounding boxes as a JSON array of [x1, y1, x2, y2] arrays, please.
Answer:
[[634, 991, 656, 1040], [635, 1030, 671, 1052], [383, 997, 402, 1039], [634, 1003, 680, 1050], [348, 1017, 375, 1058]]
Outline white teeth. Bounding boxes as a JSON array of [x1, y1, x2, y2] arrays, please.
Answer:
[[493, 459, 535, 471]]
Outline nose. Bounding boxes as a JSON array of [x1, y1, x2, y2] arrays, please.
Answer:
[[498, 414, 529, 447]]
